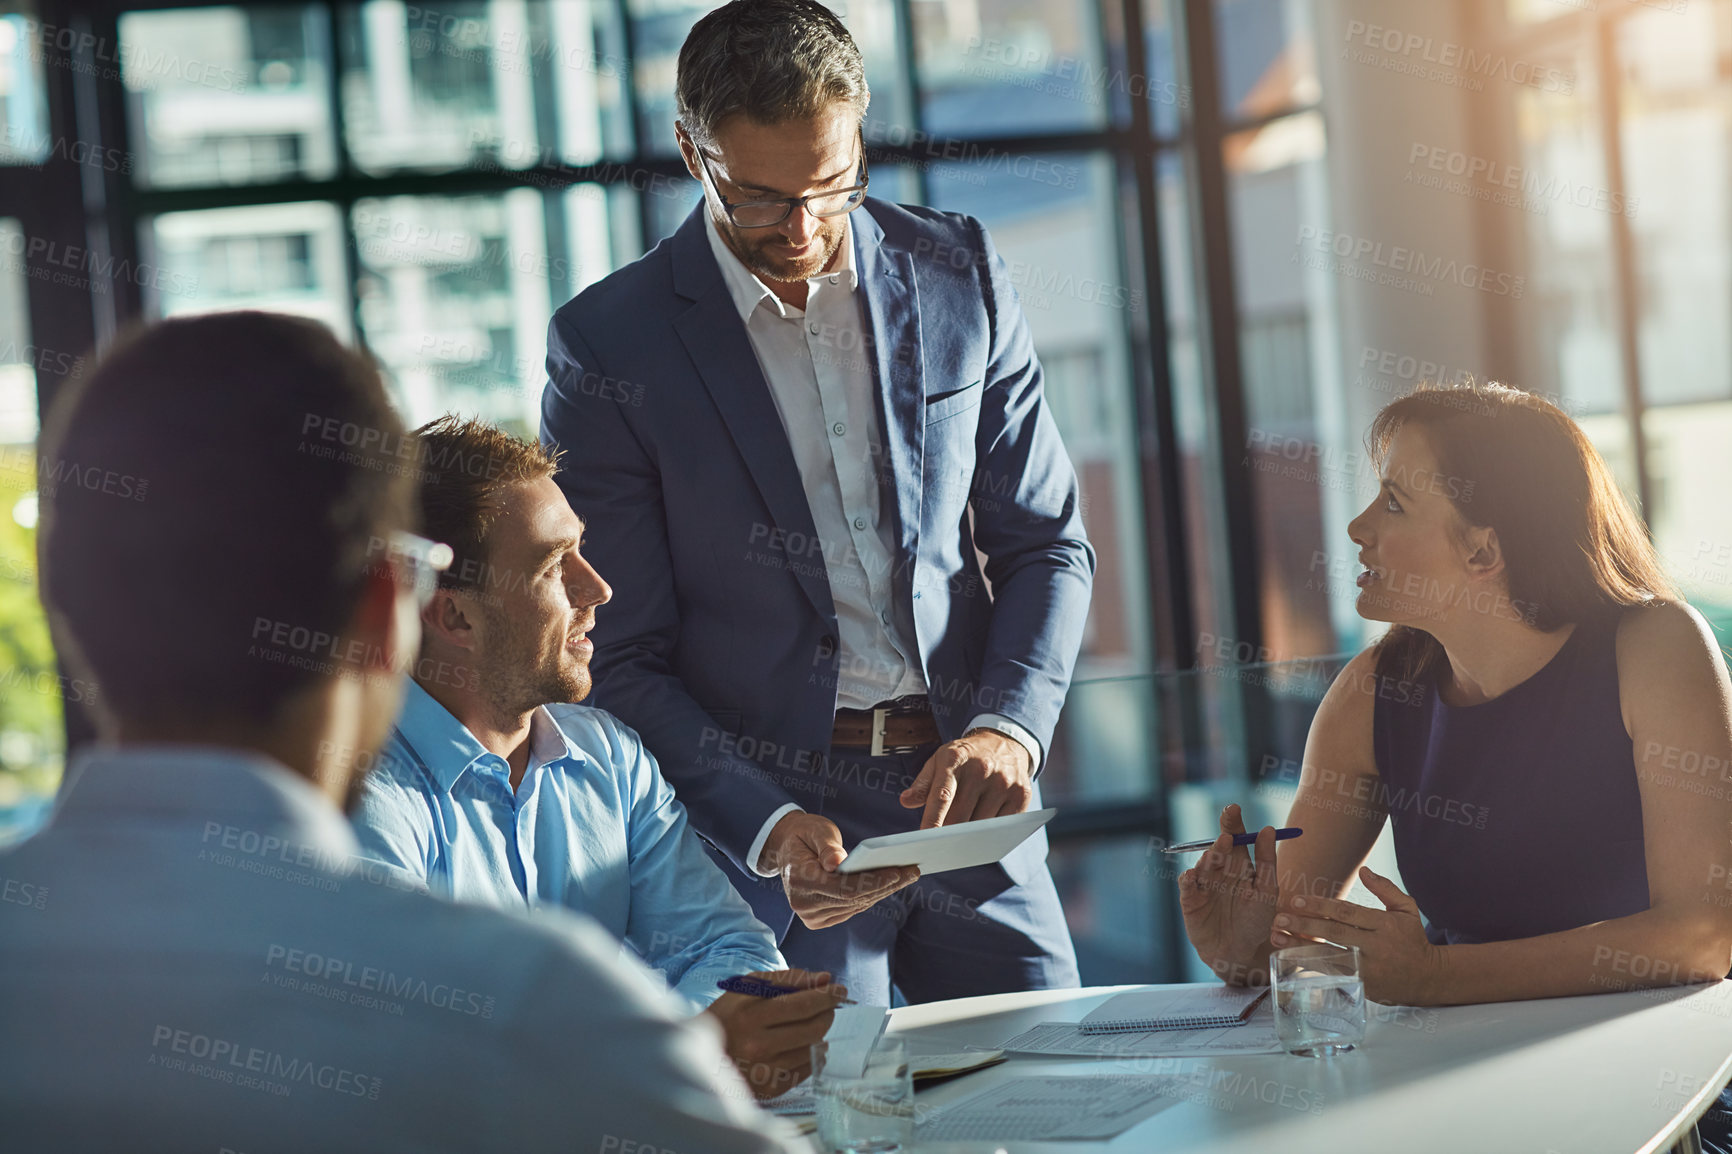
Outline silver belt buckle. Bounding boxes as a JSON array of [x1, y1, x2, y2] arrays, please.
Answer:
[[870, 706, 890, 758]]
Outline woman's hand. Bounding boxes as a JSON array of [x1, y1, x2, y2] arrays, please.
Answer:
[[1270, 866, 1448, 1004], [1178, 804, 1281, 985]]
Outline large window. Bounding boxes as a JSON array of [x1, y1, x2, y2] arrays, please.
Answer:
[[1488, 0, 1732, 637]]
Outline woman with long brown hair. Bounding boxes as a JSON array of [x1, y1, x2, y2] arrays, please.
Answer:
[[1180, 382, 1732, 1129]]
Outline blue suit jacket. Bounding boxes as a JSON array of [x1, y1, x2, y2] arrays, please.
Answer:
[[541, 199, 1094, 935]]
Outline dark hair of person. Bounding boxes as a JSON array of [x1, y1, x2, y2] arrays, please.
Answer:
[[38, 311, 414, 730], [412, 414, 561, 594], [676, 0, 869, 149], [1369, 380, 1678, 684]]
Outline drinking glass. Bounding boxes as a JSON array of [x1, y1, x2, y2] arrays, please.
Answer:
[[1272, 943, 1366, 1056], [812, 1036, 913, 1153]]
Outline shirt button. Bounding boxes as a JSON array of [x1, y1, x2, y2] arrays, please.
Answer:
[[809, 323, 820, 335], [829, 275, 839, 285], [853, 516, 867, 531], [832, 422, 846, 436]]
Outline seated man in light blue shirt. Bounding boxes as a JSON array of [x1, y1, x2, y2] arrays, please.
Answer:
[[0, 312, 799, 1152], [352, 414, 843, 1099]]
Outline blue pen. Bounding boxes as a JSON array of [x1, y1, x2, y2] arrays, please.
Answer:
[[717, 975, 858, 1004], [1160, 827, 1303, 854]]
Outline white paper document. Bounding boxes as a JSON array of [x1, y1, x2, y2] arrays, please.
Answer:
[[999, 1018, 1284, 1057], [914, 1075, 1184, 1141], [825, 1004, 889, 1077]]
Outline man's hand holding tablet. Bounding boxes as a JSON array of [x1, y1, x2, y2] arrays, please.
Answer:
[[758, 812, 921, 931], [837, 809, 1059, 875]]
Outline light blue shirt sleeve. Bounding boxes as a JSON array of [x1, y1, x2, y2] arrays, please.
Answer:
[[611, 717, 787, 1008]]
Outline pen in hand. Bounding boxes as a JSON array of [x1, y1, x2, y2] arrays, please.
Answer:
[[1160, 827, 1304, 854], [717, 975, 859, 1004]]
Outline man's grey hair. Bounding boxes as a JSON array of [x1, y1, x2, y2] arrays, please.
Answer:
[[676, 0, 870, 150]]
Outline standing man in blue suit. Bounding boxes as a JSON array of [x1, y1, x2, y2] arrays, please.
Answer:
[[541, 0, 1094, 1005]]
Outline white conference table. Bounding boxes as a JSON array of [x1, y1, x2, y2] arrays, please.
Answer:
[[849, 980, 1732, 1153]]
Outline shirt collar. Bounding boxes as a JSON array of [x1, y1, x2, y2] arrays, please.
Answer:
[[393, 679, 583, 794], [50, 743, 361, 859], [703, 211, 857, 323]]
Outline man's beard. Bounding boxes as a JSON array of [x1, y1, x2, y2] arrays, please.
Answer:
[[479, 606, 591, 718], [723, 216, 846, 285]]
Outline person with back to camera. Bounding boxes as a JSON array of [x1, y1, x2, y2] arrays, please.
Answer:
[[0, 311, 803, 1152], [1179, 381, 1732, 1148]]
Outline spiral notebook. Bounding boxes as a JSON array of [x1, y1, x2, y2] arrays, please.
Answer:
[[1077, 985, 1269, 1034]]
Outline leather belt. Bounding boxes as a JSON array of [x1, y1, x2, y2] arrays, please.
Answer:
[[832, 696, 939, 757]]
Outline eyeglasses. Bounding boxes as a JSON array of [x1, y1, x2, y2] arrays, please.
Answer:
[[383, 531, 454, 609], [693, 129, 869, 229]]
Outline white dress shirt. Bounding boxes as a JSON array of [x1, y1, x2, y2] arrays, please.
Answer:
[[0, 745, 800, 1153], [703, 216, 1042, 875]]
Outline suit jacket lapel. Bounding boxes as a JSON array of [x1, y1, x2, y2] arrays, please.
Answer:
[[853, 206, 924, 574], [670, 207, 836, 624]]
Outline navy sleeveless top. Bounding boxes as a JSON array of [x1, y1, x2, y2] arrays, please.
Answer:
[[1372, 611, 1650, 945]]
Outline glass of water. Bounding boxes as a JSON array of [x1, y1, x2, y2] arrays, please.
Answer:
[[812, 1036, 913, 1153], [1272, 943, 1366, 1056]]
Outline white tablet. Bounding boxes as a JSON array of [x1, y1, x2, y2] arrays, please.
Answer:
[[835, 808, 1058, 875]]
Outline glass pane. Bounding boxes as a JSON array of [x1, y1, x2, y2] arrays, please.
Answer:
[[913, 0, 1109, 137], [626, 0, 909, 159], [353, 191, 556, 435], [1049, 834, 1166, 984], [0, 218, 62, 845], [1616, 3, 1732, 628], [0, 13, 50, 165], [1620, 5, 1732, 409], [1225, 109, 1344, 664], [924, 153, 1153, 804], [120, 6, 338, 188], [140, 202, 351, 334], [564, 180, 640, 294], [640, 169, 702, 245], [1505, 0, 1583, 26], [1507, 35, 1624, 419], [341, 0, 632, 173], [1157, 150, 1237, 783], [1143, 0, 1184, 138], [1213, 0, 1318, 124]]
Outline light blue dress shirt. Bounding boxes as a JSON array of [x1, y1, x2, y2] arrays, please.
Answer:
[[352, 681, 785, 1008], [0, 745, 800, 1153]]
